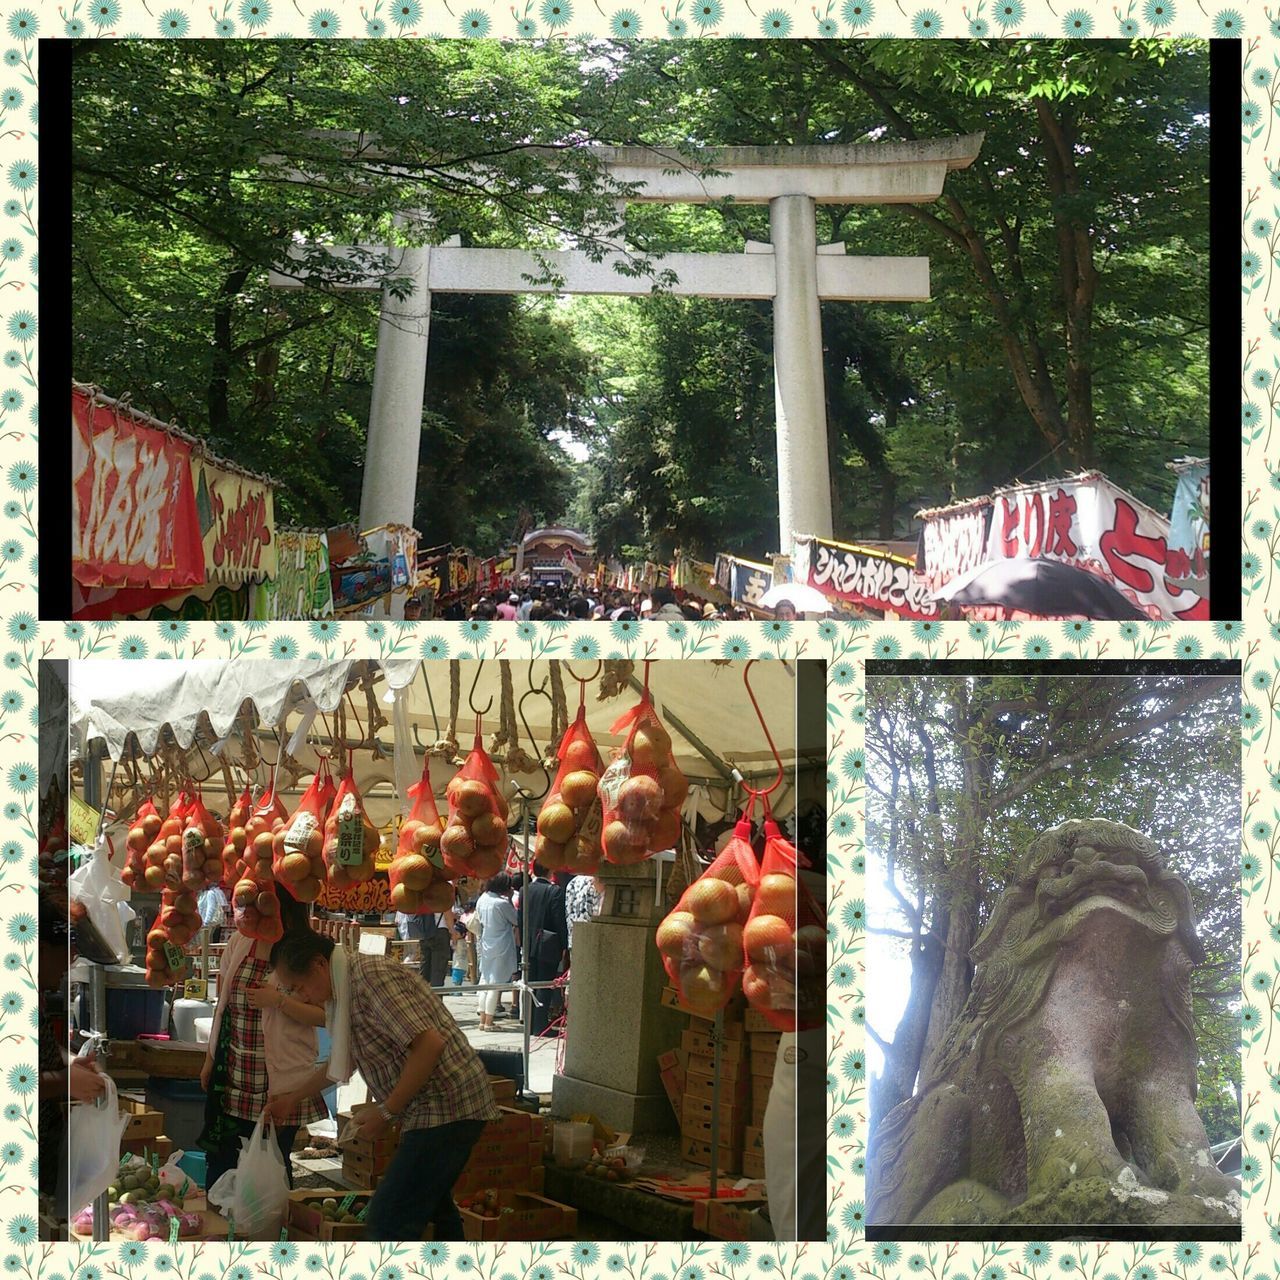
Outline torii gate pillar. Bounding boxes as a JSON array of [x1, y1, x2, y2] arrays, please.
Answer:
[[771, 194, 834, 544]]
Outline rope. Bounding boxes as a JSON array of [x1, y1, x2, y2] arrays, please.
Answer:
[[548, 663, 569, 758], [598, 660, 635, 701]]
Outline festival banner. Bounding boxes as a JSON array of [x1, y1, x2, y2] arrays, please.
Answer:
[[795, 534, 938, 620], [191, 455, 278, 586], [257, 529, 334, 621], [915, 498, 994, 592], [72, 386, 205, 591], [730, 557, 771, 607], [986, 472, 1207, 621], [1167, 458, 1210, 573]]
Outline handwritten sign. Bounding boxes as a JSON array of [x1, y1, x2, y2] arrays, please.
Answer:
[[797, 536, 937, 620], [917, 502, 992, 592], [191, 456, 277, 585], [72, 388, 205, 591]]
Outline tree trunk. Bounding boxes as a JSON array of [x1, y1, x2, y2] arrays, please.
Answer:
[[209, 264, 252, 437], [871, 928, 943, 1130], [879, 401, 899, 537]]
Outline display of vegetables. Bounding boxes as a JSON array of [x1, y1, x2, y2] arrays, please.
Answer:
[[390, 758, 452, 913], [535, 706, 604, 874], [144, 892, 195, 989], [72, 1164, 200, 1239], [441, 731, 510, 880], [656, 814, 759, 1016], [322, 769, 381, 889], [599, 693, 689, 865], [274, 763, 333, 903]]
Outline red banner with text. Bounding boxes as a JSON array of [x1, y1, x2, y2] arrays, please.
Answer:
[[72, 388, 205, 592]]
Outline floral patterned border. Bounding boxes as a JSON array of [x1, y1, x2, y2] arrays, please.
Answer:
[[7, 9, 1261, 1279]]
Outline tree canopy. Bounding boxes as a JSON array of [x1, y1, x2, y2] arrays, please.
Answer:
[[72, 38, 1208, 559], [864, 672, 1239, 1146]]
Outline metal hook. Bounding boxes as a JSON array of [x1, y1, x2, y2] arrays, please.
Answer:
[[526, 662, 549, 695], [516, 685, 553, 803], [257, 725, 284, 770], [742, 659, 784, 799], [562, 659, 603, 687], [420, 661, 443, 739], [468, 658, 493, 716]]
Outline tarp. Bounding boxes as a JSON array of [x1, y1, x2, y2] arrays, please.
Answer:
[[69, 660, 801, 789], [793, 534, 935, 619], [72, 387, 205, 592]]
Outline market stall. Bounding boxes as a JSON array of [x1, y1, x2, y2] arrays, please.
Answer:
[[60, 658, 824, 1243]]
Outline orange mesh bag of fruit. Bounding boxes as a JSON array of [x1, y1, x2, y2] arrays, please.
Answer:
[[322, 764, 382, 890], [441, 725, 510, 881], [220, 785, 254, 886], [122, 797, 161, 890], [390, 758, 453, 914], [144, 887, 202, 989], [235, 776, 289, 882], [273, 761, 333, 904], [137, 793, 195, 895], [180, 791, 225, 894], [742, 805, 825, 1032], [655, 806, 760, 1017], [599, 688, 688, 865], [231, 855, 284, 943], [536, 703, 605, 875]]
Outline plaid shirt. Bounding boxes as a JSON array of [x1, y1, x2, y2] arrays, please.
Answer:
[[225, 953, 325, 1127], [348, 952, 501, 1133]]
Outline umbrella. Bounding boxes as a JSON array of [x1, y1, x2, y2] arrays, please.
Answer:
[[757, 582, 833, 613], [931, 557, 1149, 621]]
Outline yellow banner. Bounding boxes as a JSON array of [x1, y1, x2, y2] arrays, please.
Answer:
[[191, 456, 278, 585]]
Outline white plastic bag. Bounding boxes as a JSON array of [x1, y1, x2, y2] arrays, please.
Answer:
[[68, 835, 130, 966], [207, 1112, 289, 1239], [67, 1075, 130, 1218]]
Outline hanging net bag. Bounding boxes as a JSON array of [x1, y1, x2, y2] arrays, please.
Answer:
[[390, 756, 453, 913], [441, 720, 510, 881], [274, 759, 333, 903], [536, 700, 605, 875], [322, 760, 382, 890]]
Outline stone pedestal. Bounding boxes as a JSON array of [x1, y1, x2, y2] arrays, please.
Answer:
[[552, 861, 687, 1132]]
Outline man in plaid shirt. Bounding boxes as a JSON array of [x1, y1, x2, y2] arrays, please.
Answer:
[[266, 929, 500, 1241]]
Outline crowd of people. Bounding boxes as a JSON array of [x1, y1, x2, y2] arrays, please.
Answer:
[[419, 583, 800, 624]]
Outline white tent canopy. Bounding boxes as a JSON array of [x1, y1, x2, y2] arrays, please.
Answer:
[[69, 658, 809, 825]]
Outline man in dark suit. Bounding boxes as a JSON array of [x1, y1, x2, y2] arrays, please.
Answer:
[[522, 862, 568, 1036]]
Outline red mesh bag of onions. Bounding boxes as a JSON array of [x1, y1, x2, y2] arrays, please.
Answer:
[[536, 704, 606, 875]]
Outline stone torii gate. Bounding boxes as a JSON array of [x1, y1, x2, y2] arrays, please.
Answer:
[[270, 137, 982, 611]]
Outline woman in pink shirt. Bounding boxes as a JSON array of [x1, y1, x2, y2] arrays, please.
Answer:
[[197, 891, 328, 1204]]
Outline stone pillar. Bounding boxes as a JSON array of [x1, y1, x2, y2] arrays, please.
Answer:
[[359, 244, 433, 619], [551, 859, 687, 1132], [770, 195, 834, 549]]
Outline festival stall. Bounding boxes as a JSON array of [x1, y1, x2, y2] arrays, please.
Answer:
[[61, 659, 820, 1242]]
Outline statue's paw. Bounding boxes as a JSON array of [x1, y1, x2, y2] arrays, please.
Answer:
[[1150, 1148, 1236, 1198]]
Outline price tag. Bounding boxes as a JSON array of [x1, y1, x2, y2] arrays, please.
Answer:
[[164, 942, 186, 972], [179, 1176, 191, 1199], [151, 1153, 159, 1175], [119, 1152, 131, 1167], [355, 1202, 370, 1223], [183, 978, 208, 1001], [338, 1193, 357, 1214], [279, 1227, 289, 1242], [168, 1216, 180, 1245], [579, 794, 604, 846], [335, 796, 365, 866], [597, 758, 630, 809]]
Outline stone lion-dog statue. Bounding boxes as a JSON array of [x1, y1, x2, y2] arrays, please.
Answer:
[[868, 818, 1239, 1227]]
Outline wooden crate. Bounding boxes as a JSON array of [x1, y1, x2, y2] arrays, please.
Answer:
[[749, 1030, 783, 1055], [120, 1133, 173, 1161], [693, 1196, 765, 1240], [287, 1190, 375, 1241]]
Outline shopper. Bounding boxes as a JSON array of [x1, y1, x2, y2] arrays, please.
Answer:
[[266, 928, 501, 1242], [198, 880, 228, 945], [396, 905, 455, 989], [461, 899, 480, 983], [564, 872, 605, 962], [450, 920, 468, 985], [198, 889, 327, 1204], [475, 873, 519, 1032], [522, 863, 567, 1036], [648, 586, 686, 621]]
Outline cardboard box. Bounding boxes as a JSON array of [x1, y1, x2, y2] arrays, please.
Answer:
[[681, 1113, 746, 1147], [680, 1134, 741, 1172], [488, 1075, 517, 1104], [342, 1149, 393, 1187], [686, 1051, 746, 1082], [456, 1189, 577, 1241], [682, 1093, 748, 1131], [743, 1009, 773, 1033], [741, 1150, 766, 1179], [743, 1124, 765, 1154], [693, 1197, 763, 1240], [751, 1073, 774, 1103], [685, 1068, 750, 1103], [751, 1049, 778, 1078], [453, 1161, 544, 1199], [682, 1028, 747, 1061], [120, 1133, 173, 1161], [749, 1030, 783, 1054], [118, 1094, 165, 1141], [287, 1189, 375, 1241]]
